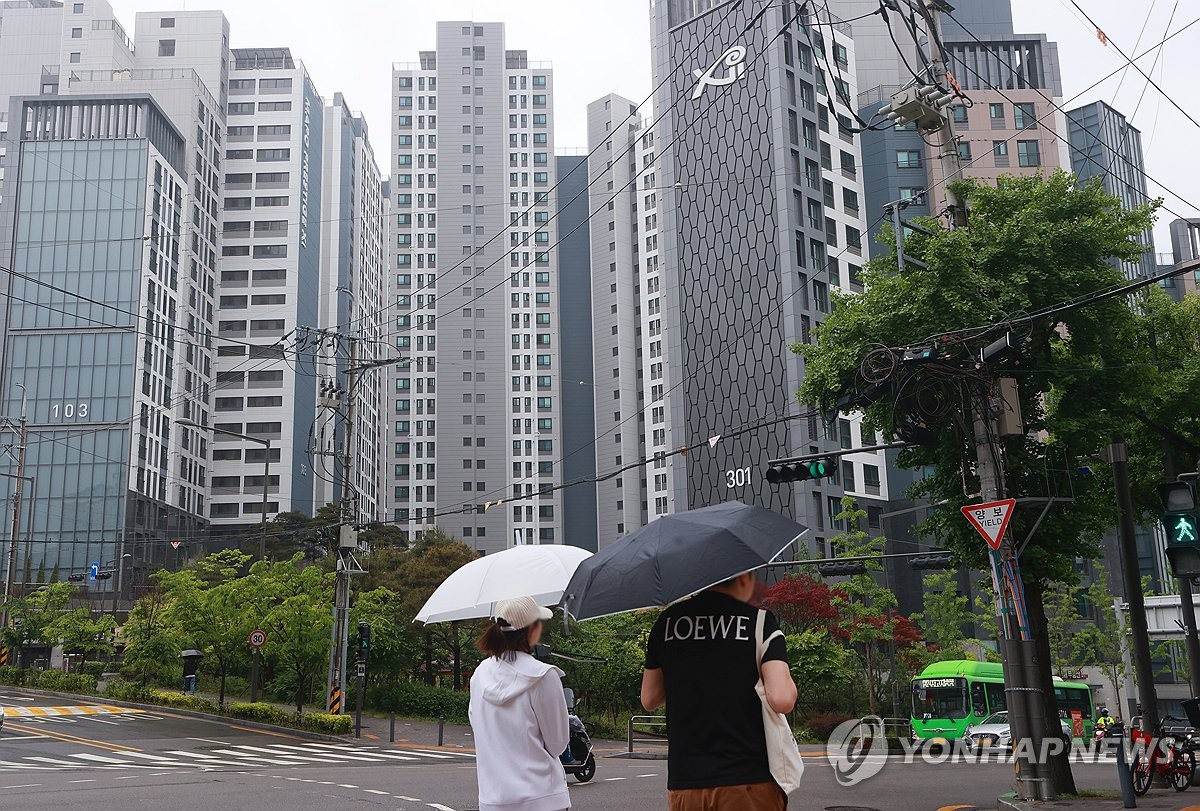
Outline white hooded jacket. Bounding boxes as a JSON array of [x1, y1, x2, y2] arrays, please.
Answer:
[[469, 652, 571, 811]]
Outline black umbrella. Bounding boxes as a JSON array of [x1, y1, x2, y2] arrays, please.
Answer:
[[561, 501, 806, 621]]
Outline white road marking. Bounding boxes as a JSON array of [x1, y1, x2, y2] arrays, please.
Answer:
[[259, 744, 388, 762], [338, 783, 358, 788], [426, 804, 457, 811], [396, 797, 421, 802], [363, 789, 390, 795], [211, 749, 308, 766], [67, 779, 96, 783], [389, 749, 455, 760], [68, 754, 135, 765], [603, 777, 626, 781], [2, 783, 41, 788], [637, 773, 658, 777]]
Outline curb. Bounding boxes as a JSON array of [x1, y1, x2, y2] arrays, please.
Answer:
[[5, 686, 350, 744], [608, 751, 668, 760]]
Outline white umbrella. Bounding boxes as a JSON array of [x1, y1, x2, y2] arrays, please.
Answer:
[[414, 544, 593, 624]]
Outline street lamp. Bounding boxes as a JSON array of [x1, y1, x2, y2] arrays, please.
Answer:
[[178, 419, 272, 560], [110, 553, 131, 615]]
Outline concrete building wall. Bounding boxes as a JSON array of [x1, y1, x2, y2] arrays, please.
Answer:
[[388, 23, 564, 552], [554, 153, 597, 551]]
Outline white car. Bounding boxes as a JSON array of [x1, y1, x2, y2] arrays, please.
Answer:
[[963, 711, 1073, 753]]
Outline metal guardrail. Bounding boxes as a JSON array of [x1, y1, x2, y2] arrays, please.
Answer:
[[854, 716, 913, 740], [627, 715, 668, 753]]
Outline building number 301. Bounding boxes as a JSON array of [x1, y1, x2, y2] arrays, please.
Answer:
[[51, 403, 89, 420], [725, 466, 751, 488]]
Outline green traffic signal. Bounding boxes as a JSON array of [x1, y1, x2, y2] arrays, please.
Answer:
[[1167, 513, 1199, 545]]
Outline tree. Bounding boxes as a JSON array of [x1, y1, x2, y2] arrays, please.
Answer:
[[258, 555, 333, 713], [797, 172, 1158, 794], [910, 571, 974, 659], [350, 587, 421, 685], [1, 581, 74, 666], [1072, 576, 1129, 714], [825, 497, 920, 715], [395, 527, 480, 687], [1043, 585, 1083, 676], [120, 580, 182, 686], [763, 573, 844, 635], [51, 609, 118, 661], [787, 628, 858, 716], [159, 549, 259, 706]]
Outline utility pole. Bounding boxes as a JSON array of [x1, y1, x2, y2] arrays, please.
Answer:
[[1110, 437, 1160, 733], [2, 387, 28, 630], [326, 334, 358, 715], [916, 0, 1051, 796]]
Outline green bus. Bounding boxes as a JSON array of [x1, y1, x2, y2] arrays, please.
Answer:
[[911, 660, 1094, 743]]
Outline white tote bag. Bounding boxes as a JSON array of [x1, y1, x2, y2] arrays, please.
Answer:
[[754, 608, 805, 794]]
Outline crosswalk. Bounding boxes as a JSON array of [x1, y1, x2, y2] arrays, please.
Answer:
[[0, 740, 475, 772]]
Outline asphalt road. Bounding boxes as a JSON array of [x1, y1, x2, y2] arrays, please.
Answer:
[[0, 690, 1143, 810]]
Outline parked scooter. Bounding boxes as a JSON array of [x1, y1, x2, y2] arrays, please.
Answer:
[[560, 688, 597, 783]]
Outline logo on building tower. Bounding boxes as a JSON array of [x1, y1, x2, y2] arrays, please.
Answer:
[[691, 45, 748, 100]]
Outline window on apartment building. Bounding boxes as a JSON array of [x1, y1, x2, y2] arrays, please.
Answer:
[[71, 27, 82, 38], [957, 141, 971, 161], [1014, 102, 1037, 130], [863, 464, 882, 495], [73, 3, 83, 12], [259, 101, 291, 112], [989, 102, 1004, 124], [158, 40, 176, 56], [952, 104, 968, 124], [228, 102, 254, 115], [896, 150, 922, 168], [1017, 140, 1040, 167], [259, 78, 292, 91], [69, 52, 80, 63], [160, 16, 175, 27], [230, 78, 255, 91], [256, 148, 290, 161]]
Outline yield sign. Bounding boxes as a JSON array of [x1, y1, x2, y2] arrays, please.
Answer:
[[170, 540, 182, 550], [961, 499, 1016, 551]]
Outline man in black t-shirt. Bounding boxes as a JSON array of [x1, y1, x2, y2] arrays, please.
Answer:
[[641, 571, 797, 811]]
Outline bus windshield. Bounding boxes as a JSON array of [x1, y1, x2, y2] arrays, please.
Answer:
[[912, 677, 969, 719]]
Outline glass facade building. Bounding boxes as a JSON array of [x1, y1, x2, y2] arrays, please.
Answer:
[[0, 95, 196, 585]]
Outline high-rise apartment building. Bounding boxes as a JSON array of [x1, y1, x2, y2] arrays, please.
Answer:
[[314, 93, 386, 524], [641, 1, 886, 553], [387, 23, 563, 552], [852, 1, 1069, 258], [208, 48, 326, 528], [1068, 101, 1156, 280], [0, 2, 385, 589]]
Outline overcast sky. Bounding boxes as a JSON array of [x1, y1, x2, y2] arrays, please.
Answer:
[[108, 0, 1197, 252]]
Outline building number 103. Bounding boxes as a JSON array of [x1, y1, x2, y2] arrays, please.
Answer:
[[725, 466, 751, 488], [51, 403, 89, 420]]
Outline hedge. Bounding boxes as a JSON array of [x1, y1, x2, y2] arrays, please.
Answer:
[[33, 671, 96, 694], [227, 701, 294, 727], [0, 665, 26, 686], [104, 681, 153, 702], [147, 690, 220, 713], [367, 681, 470, 723], [302, 712, 352, 735]]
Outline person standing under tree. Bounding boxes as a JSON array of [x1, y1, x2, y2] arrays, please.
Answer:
[[470, 596, 570, 811], [641, 571, 798, 810]]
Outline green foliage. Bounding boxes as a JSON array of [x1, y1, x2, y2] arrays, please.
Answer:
[[148, 689, 220, 713], [104, 681, 153, 702], [796, 172, 1159, 583], [804, 711, 857, 742], [33, 671, 96, 694], [0, 665, 26, 686], [366, 680, 471, 723], [0, 582, 75, 663], [1072, 575, 1129, 702], [911, 572, 974, 658], [50, 609, 118, 660], [542, 611, 660, 726], [301, 712, 352, 735], [120, 582, 181, 686], [258, 555, 334, 713], [227, 701, 295, 726], [788, 629, 857, 716], [80, 661, 108, 678]]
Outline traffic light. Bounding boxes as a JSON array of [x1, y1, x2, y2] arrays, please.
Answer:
[[357, 621, 371, 662], [1160, 480, 1200, 577], [67, 574, 84, 582], [766, 458, 837, 484], [94, 571, 112, 580], [910, 552, 955, 571], [816, 559, 868, 577]]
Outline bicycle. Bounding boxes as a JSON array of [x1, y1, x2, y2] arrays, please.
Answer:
[[1130, 715, 1195, 794]]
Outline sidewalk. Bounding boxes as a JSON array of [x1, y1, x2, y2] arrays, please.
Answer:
[[997, 791, 1200, 811]]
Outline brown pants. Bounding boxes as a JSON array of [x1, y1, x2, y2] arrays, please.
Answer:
[[668, 782, 786, 811]]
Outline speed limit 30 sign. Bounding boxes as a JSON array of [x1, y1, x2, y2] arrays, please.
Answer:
[[249, 629, 266, 650]]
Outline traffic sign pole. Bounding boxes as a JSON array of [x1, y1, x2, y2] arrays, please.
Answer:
[[248, 630, 266, 704]]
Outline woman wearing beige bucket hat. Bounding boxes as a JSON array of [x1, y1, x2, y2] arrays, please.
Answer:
[[469, 596, 570, 811]]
